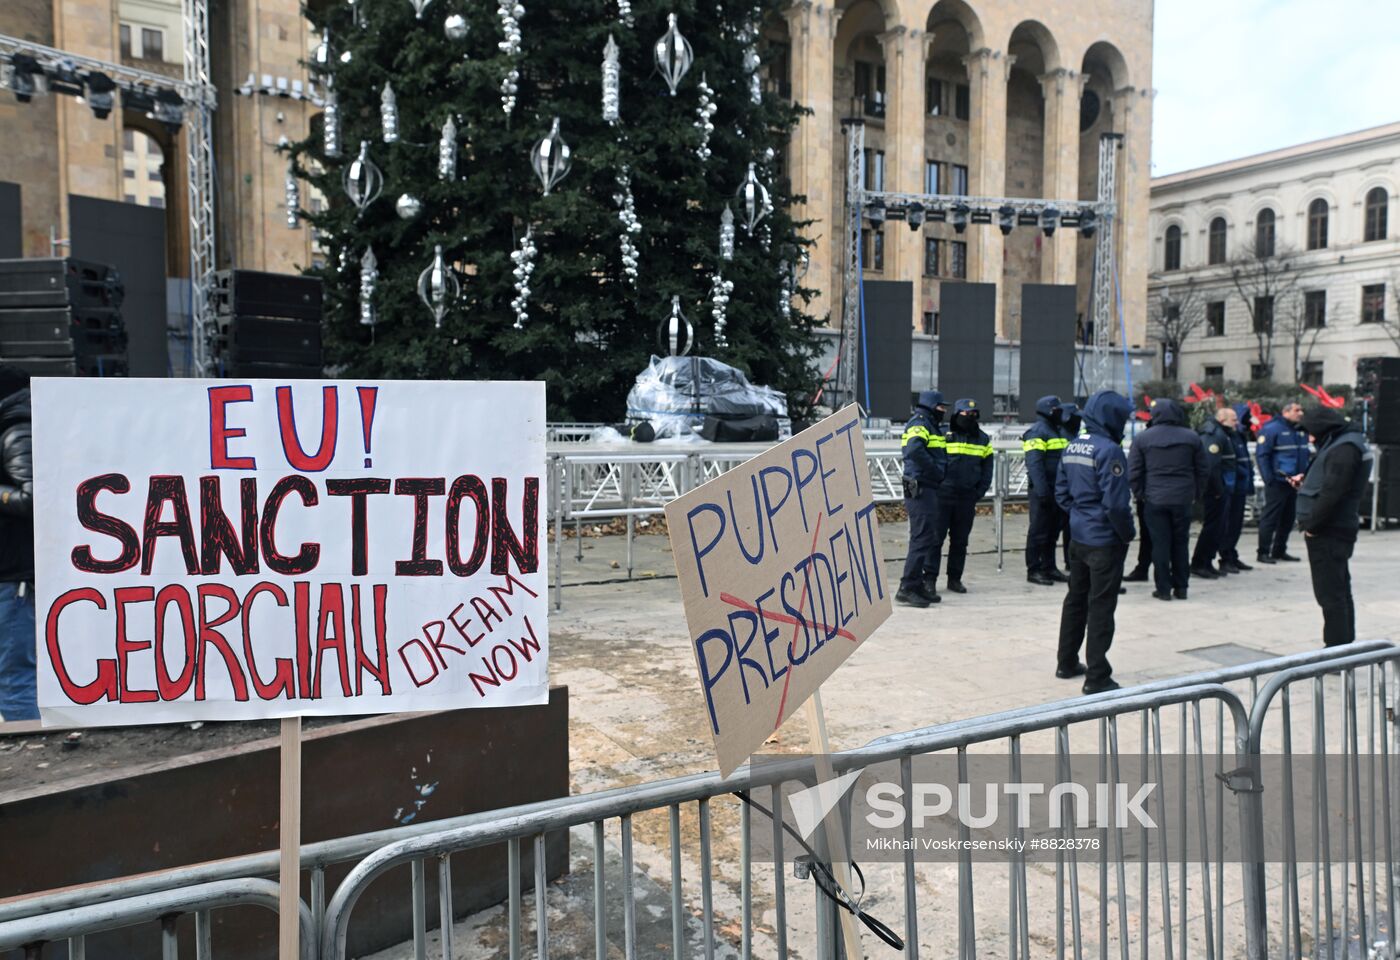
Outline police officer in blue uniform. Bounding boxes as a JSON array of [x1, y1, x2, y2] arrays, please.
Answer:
[[1057, 403, 1081, 571], [931, 399, 995, 594], [1022, 395, 1070, 585], [898, 390, 948, 607], [1055, 390, 1135, 694], [1218, 403, 1255, 572], [1256, 401, 1310, 563]]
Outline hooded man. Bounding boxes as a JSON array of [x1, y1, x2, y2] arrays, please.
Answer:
[[929, 398, 994, 594], [1055, 390, 1134, 694], [1296, 407, 1373, 647], [1022, 395, 1070, 585], [898, 390, 949, 607], [0, 365, 35, 720], [1191, 406, 1241, 578], [1126, 398, 1207, 600], [1219, 404, 1256, 572]]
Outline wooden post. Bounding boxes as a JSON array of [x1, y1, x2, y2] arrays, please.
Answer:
[[804, 690, 865, 960], [279, 716, 302, 960]]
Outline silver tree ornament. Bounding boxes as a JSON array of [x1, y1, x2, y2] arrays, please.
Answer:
[[531, 117, 572, 195], [323, 87, 340, 158], [417, 245, 460, 328], [343, 141, 383, 213], [438, 116, 458, 180], [661, 295, 693, 356], [719, 205, 735, 260], [284, 158, 300, 229], [653, 13, 693, 96], [602, 34, 620, 124], [408, 0, 433, 19], [380, 82, 399, 143], [735, 162, 771, 233], [359, 247, 378, 326]]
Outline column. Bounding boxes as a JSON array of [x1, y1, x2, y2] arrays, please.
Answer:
[[1110, 85, 1152, 349], [51, 0, 124, 237], [785, 2, 840, 326], [881, 24, 927, 331], [963, 47, 1009, 333], [1039, 68, 1084, 285]]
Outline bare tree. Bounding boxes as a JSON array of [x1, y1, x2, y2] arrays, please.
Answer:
[[1228, 238, 1301, 380], [1378, 273, 1400, 351], [1275, 290, 1327, 383], [1148, 276, 1206, 380]]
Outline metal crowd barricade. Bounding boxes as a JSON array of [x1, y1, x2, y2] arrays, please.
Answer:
[[0, 879, 315, 960]]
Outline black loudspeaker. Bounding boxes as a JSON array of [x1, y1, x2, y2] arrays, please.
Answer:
[[0, 258, 129, 377], [1019, 284, 1076, 413], [1373, 358, 1400, 446], [0, 307, 126, 358], [0, 183, 20, 259], [219, 316, 323, 367], [937, 282, 996, 408], [213, 269, 322, 321], [856, 280, 914, 420], [0, 258, 124, 310], [4, 355, 128, 377]]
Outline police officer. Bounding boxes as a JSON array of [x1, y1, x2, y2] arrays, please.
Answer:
[[1218, 404, 1256, 572], [1191, 406, 1240, 578], [1022, 395, 1070, 585], [930, 399, 994, 594], [897, 390, 948, 607], [1055, 390, 1134, 694], [1296, 407, 1373, 646], [1256, 401, 1310, 564], [1127, 398, 1207, 600]]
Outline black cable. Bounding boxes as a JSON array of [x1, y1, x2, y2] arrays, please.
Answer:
[[735, 790, 905, 951]]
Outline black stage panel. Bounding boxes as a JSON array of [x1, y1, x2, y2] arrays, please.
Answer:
[[936, 282, 995, 407], [1019, 283, 1076, 410], [0, 183, 19, 259], [855, 280, 913, 420], [70, 194, 167, 377]]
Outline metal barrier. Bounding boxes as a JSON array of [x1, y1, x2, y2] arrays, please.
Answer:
[[0, 879, 315, 960]]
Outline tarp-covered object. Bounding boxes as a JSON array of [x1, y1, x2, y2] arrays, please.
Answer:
[[626, 355, 789, 440]]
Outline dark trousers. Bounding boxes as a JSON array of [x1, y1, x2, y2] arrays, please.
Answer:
[[1258, 482, 1298, 558], [931, 497, 977, 583], [1221, 482, 1249, 562], [1057, 541, 1127, 684], [1144, 501, 1191, 592], [1025, 495, 1065, 573], [1192, 490, 1232, 567], [1130, 499, 1153, 574], [1306, 536, 1356, 647], [900, 487, 940, 592]]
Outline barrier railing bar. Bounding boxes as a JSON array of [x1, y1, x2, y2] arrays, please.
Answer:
[[534, 834, 548, 960], [699, 798, 715, 960], [411, 858, 426, 960], [621, 814, 635, 960], [195, 910, 210, 960], [507, 837, 521, 960], [668, 806, 682, 960], [593, 820, 606, 960], [437, 855, 453, 960]]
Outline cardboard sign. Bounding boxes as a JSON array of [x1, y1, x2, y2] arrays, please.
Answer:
[[665, 406, 891, 776], [32, 379, 548, 727]]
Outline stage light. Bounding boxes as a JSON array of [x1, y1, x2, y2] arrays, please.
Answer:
[[237, 73, 256, 96], [998, 205, 1015, 236], [907, 202, 925, 231], [7, 54, 44, 103], [1040, 206, 1059, 237], [154, 88, 185, 131], [122, 85, 155, 116], [970, 207, 993, 226], [867, 198, 886, 227], [1079, 208, 1098, 238], [1017, 210, 1040, 227], [46, 59, 83, 97], [926, 204, 946, 223], [951, 202, 969, 233], [82, 71, 116, 119]]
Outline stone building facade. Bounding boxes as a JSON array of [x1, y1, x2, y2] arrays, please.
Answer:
[[777, 0, 1154, 348], [1149, 123, 1400, 389]]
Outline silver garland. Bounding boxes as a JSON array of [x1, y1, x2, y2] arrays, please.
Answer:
[[710, 273, 734, 346], [778, 260, 792, 321], [323, 87, 340, 158], [719, 205, 734, 260], [500, 67, 519, 117], [510, 228, 536, 329], [614, 167, 641, 284], [380, 82, 399, 143], [602, 34, 620, 124], [744, 43, 761, 105], [497, 0, 522, 116], [694, 74, 716, 162], [616, 0, 633, 27], [359, 247, 378, 326], [438, 116, 458, 180]]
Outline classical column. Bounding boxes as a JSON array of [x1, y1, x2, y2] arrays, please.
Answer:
[[785, 2, 841, 326], [881, 24, 928, 330], [1039, 68, 1085, 285], [964, 47, 1009, 333], [1110, 85, 1152, 350]]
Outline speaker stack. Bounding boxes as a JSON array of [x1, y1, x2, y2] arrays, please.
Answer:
[[0, 258, 129, 376], [211, 269, 324, 378], [1361, 357, 1400, 524]]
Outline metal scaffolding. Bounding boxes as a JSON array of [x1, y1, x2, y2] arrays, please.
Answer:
[[836, 129, 1123, 406]]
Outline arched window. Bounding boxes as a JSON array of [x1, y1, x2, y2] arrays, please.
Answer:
[[121, 127, 166, 209], [1208, 217, 1227, 265], [1307, 198, 1329, 250], [1164, 224, 1182, 271], [1365, 186, 1388, 242], [1255, 208, 1276, 257]]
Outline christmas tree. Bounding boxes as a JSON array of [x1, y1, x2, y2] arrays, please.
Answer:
[[290, 0, 821, 421]]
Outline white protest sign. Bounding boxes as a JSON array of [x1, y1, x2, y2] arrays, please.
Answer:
[[32, 378, 548, 726], [665, 406, 891, 776]]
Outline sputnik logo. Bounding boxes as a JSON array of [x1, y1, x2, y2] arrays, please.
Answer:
[[787, 770, 862, 841]]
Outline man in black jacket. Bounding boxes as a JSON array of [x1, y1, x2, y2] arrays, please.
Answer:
[[1191, 406, 1240, 578], [930, 399, 994, 594], [1126, 399, 1207, 600], [1296, 407, 1373, 647], [0, 365, 35, 720]]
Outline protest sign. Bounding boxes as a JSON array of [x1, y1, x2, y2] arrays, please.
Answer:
[[32, 378, 549, 727], [665, 406, 891, 777]]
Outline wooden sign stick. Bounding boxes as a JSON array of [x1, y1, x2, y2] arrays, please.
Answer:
[[279, 716, 303, 960], [803, 689, 865, 960]]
